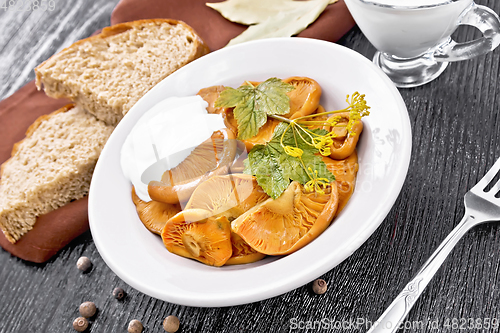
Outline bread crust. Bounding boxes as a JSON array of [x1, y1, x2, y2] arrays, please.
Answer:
[[35, 19, 210, 90], [0, 104, 113, 244], [1, 104, 75, 178], [0, 104, 76, 243]]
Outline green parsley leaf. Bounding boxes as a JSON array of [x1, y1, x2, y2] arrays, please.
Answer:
[[215, 78, 295, 140], [244, 122, 335, 199]]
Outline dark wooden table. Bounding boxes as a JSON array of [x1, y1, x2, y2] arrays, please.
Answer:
[[1, 1, 500, 332]]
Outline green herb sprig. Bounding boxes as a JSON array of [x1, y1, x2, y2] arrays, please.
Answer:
[[215, 78, 295, 140], [215, 78, 370, 199]]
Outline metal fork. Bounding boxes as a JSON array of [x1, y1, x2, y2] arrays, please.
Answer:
[[367, 157, 500, 333]]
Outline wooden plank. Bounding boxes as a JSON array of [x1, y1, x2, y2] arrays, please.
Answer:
[[0, 0, 119, 100], [1, 0, 500, 332]]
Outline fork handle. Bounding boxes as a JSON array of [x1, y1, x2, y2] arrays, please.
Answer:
[[367, 213, 477, 333]]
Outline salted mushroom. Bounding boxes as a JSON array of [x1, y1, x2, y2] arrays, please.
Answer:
[[322, 152, 359, 214], [148, 128, 237, 204], [161, 209, 233, 267], [131, 187, 181, 235], [283, 76, 322, 120], [326, 112, 363, 160], [184, 174, 269, 265], [231, 181, 339, 256]]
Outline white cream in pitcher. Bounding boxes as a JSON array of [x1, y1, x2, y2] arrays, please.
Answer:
[[365, 0, 452, 6], [345, 0, 472, 58]]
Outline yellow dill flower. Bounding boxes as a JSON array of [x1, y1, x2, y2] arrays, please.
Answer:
[[346, 92, 370, 135], [326, 115, 342, 127], [312, 136, 333, 156], [269, 91, 369, 196], [304, 168, 330, 194], [283, 146, 303, 157]]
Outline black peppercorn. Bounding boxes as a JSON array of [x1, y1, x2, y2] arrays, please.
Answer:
[[76, 256, 92, 272], [163, 315, 180, 332], [312, 278, 327, 294], [128, 319, 143, 333], [79, 301, 96, 318], [113, 287, 126, 300], [73, 317, 89, 332]]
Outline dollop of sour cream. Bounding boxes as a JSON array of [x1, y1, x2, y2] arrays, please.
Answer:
[[121, 95, 226, 202]]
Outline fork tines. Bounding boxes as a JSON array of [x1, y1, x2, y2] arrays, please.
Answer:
[[475, 157, 500, 197]]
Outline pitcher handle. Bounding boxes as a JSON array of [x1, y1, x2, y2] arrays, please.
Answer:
[[434, 3, 500, 62]]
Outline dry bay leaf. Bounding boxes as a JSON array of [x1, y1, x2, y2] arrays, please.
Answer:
[[224, 0, 332, 47], [207, 0, 338, 25], [207, 0, 306, 25]]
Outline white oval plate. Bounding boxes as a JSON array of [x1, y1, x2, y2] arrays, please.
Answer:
[[89, 38, 411, 307]]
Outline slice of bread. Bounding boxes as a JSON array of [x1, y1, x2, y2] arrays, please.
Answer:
[[0, 105, 114, 244], [35, 19, 210, 126]]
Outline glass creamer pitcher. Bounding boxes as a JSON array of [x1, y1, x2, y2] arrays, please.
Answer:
[[344, 0, 500, 88]]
